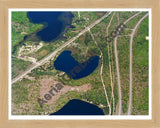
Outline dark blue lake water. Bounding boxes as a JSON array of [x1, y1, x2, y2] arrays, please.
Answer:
[[27, 11, 74, 42], [54, 50, 99, 79], [50, 99, 104, 115]]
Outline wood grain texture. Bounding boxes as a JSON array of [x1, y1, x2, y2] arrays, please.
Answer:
[[0, 0, 160, 127]]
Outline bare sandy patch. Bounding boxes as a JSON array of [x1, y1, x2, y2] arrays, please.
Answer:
[[38, 49, 49, 56], [39, 77, 91, 105]]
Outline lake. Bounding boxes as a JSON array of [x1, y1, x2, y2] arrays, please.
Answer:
[[50, 99, 104, 115], [54, 50, 99, 79], [27, 11, 74, 42]]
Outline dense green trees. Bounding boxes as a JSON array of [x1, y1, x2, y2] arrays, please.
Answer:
[[12, 11, 43, 52]]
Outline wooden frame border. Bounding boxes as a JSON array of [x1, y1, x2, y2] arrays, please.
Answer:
[[0, 0, 159, 127]]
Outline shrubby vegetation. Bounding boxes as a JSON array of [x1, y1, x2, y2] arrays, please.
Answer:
[[12, 57, 32, 78], [12, 11, 149, 115], [12, 11, 43, 52], [117, 36, 130, 113], [132, 17, 149, 115], [12, 81, 29, 104], [126, 12, 148, 29]]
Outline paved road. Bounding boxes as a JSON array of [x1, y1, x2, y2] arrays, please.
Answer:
[[127, 13, 149, 115], [114, 12, 142, 115], [12, 12, 112, 84]]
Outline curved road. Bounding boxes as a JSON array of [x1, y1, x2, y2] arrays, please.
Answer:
[[114, 12, 142, 115], [12, 12, 112, 84], [89, 30, 112, 115], [127, 13, 149, 115]]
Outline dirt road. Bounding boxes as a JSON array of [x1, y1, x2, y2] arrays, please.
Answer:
[[12, 12, 112, 84], [114, 12, 142, 115], [127, 13, 149, 115]]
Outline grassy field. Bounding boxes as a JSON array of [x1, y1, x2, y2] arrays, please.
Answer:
[[11, 11, 149, 115], [12, 12, 43, 52], [12, 78, 54, 115], [11, 11, 104, 78], [90, 12, 119, 114], [132, 17, 149, 115], [12, 57, 32, 78], [117, 36, 130, 114], [115, 12, 149, 114]]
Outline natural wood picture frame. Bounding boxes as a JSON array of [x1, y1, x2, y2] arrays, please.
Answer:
[[0, 0, 160, 127]]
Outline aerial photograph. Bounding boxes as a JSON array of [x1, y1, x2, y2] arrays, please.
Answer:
[[11, 10, 149, 116]]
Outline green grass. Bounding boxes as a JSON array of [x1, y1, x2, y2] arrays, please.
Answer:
[[12, 81, 29, 104], [54, 91, 83, 112], [12, 57, 32, 79], [11, 11, 149, 115], [90, 12, 119, 113], [132, 16, 149, 115], [12, 11, 43, 52], [35, 44, 53, 60], [11, 11, 109, 115], [117, 36, 130, 113], [133, 18, 149, 67], [126, 12, 148, 29], [12, 78, 46, 115], [118, 12, 138, 23]]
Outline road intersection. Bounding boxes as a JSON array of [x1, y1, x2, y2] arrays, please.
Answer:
[[12, 12, 112, 84]]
